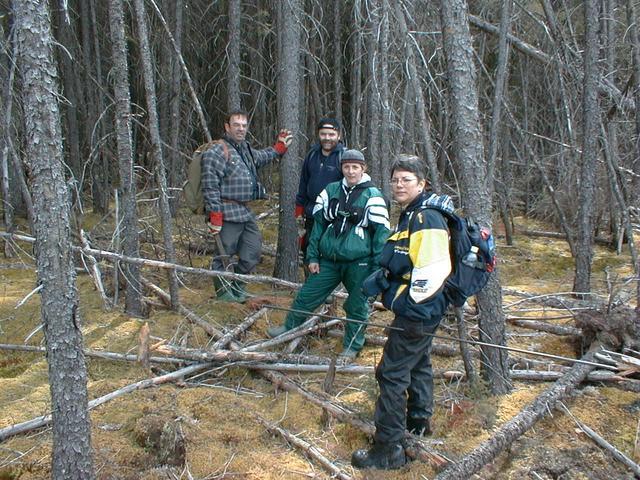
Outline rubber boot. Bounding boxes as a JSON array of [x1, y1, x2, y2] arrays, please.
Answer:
[[213, 277, 239, 302], [351, 442, 406, 470], [407, 416, 432, 436], [229, 280, 247, 303], [266, 325, 288, 338]]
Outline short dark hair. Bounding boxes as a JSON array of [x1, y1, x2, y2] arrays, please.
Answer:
[[390, 154, 427, 182], [225, 109, 249, 124]]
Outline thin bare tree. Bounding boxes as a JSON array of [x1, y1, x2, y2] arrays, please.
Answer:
[[108, 0, 145, 317], [573, 0, 601, 295]]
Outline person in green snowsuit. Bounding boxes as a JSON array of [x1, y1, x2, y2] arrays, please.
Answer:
[[267, 149, 391, 359]]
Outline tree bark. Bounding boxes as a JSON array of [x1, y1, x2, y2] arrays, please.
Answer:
[[627, 0, 640, 211], [274, 0, 303, 281], [439, 0, 510, 394], [393, 1, 441, 191], [573, 0, 600, 295], [108, 0, 145, 317], [435, 346, 600, 480], [14, 0, 94, 476], [485, 0, 513, 193], [227, 0, 241, 111], [132, 0, 180, 307], [332, 0, 343, 122]]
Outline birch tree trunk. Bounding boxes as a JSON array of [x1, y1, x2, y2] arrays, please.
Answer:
[[573, 0, 600, 295], [14, 1, 94, 477], [274, 0, 303, 281], [132, 0, 180, 307], [108, 0, 145, 317], [439, 0, 510, 394]]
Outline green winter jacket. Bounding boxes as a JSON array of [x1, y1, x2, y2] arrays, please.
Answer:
[[306, 174, 390, 265]]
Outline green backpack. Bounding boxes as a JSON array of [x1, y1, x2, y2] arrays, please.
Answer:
[[183, 140, 229, 214]]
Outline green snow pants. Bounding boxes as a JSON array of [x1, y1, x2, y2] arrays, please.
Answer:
[[284, 257, 374, 352]]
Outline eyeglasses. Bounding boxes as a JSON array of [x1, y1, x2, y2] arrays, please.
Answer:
[[390, 176, 418, 186]]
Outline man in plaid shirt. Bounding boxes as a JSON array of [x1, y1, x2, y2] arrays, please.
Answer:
[[202, 110, 292, 302]]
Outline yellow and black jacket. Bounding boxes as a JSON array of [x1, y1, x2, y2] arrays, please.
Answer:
[[380, 191, 453, 325]]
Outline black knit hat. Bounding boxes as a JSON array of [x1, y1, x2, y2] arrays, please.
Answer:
[[317, 117, 341, 132], [341, 149, 366, 166]]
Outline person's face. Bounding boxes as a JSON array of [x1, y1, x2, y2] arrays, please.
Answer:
[[224, 114, 249, 143], [318, 128, 340, 154], [390, 169, 426, 207], [342, 162, 365, 186]]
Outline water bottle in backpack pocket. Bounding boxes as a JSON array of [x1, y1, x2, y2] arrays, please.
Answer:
[[414, 207, 497, 307]]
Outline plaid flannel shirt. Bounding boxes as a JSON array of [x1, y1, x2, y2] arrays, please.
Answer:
[[201, 137, 279, 222]]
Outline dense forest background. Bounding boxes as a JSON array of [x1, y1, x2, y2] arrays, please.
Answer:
[[0, 0, 639, 479]]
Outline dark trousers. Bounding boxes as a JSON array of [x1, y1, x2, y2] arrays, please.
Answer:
[[373, 316, 441, 445], [211, 219, 261, 274]]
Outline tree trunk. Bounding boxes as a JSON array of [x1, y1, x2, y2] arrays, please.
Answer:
[[365, 0, 382, 170], [108, 0, 145, 317], [227, 0, 241, 111], [485, 0, 513, 193], [52, 1, 83, 189], [349, 0, 364, 147], [439, 0, 510, 394], [14, 1, 94, 477], [627, 0, 640, 211], [273, 0, 303, 281], [393, 1, 441, 191], [435, 346, 599, 480], [167, 0, 185, 216], [573, 0, 600, 295], [80, 0, 111, 214], [332, 0, 343, 122], [132, 0, 181, 307]]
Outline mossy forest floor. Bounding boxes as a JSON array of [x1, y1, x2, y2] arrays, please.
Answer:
[[0, 205, 638, 480]]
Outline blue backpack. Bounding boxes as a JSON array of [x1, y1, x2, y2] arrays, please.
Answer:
[[414, 207, 497, 307]]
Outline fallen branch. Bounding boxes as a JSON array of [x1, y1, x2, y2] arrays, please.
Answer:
[[435, 345, 602, 480], [211, 308, 268, 350], [507, 318, 581, 336], [141, 276, 224, 338], [79, 229, 112, 310], [0, 362, 211, 442], [256, 416, 353, 480], [326, 329, 461, 357], [0, 231, 301, 290], [0, 343, 188, 365], [559, 403, 640, 478], [519, 229, 613, 247]]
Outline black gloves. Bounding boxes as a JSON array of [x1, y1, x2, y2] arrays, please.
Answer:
[[362, 269, 389, 298]]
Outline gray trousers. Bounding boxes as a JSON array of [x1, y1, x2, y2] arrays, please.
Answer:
[[211, 219, 262, 274], [373, 316, 440, 445]]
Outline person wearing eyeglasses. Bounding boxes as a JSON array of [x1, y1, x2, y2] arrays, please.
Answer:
[[351, 154, 454, 470]]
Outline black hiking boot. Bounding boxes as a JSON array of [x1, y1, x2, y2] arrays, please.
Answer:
[[351, 443, 406, 470], [407, 416, 432, 436]]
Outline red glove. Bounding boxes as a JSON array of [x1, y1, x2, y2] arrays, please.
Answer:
[[295, 204, 304, 218], [208, 211, 223, 235], [273, 129, 293, 155]]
